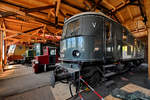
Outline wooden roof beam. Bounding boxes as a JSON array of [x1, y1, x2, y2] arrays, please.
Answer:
[[62, 0, 87, 12], [2, 26, 43, 39], [0, 11, 17, 18], [4, 18, 43, 26], [102, 0, 116, 11], [27, 14, 63, 29], [20, 5, 55, 13], [55, 0, 61, 25]]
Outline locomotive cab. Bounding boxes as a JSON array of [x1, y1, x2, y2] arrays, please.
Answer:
[[32, 46, 58, 73]]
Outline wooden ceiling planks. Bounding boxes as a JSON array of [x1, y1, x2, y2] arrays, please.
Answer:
[[0, 0, 147, 46], [4, 0, 50, 8]]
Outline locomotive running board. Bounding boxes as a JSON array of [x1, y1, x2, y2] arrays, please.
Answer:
[[103, 64, 116, 68], [104, 72, 116, 77]]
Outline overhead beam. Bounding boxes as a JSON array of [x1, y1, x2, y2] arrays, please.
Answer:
[[0, 11, 17, 18], [2, 26, 43, 39], [23, 26, 43, 33], [4, 18, 43, 26], [102, 0, 116, 11], [55, 0, 61, 25], [20, 5, 55, 13], [27, 14, 63, 29], [62, 0, 87, 12]]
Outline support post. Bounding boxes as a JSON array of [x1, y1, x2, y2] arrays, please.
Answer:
[[148, 29, 150, 80], [2, 20, 7, 66], [0, 30, 3, 72], [144, 0, 150, 80]]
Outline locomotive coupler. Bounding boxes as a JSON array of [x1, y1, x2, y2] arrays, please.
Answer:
[[50, 63, 80, 87]]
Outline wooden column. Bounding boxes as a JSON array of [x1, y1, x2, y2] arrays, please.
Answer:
[[3, 21, 7, 65], [144, 0, 150, 79], [148, 29, 150, 79], [0, 30, 3, 72]]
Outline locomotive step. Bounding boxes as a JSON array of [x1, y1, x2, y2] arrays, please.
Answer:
[[105, 80, 115, 87], [103, 64, 116, 68], [104, 72, 116, 77]]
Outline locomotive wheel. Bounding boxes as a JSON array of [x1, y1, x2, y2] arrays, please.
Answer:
[[81, 66, 101, 88]]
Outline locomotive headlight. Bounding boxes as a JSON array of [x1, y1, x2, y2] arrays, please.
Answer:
[[35, 60, 39, 64], [72, 50, 80, 57]]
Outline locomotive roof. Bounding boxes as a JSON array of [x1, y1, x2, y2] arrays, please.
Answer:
[[64, 12, 120, 25]]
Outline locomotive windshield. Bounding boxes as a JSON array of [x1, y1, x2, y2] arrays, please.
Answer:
[[62, 19, 80, 39]]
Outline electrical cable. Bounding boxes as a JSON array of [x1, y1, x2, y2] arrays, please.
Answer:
[[80, 76, 104, 100], [69, 82, 73, 97], [78, 92, 84, 100]]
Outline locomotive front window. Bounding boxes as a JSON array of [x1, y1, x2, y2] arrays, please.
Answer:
[[62, 19, 80, 39]]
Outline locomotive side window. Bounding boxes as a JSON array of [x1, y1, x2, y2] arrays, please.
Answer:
[[122, 28, 127, 41], [127, 46, 131, 55], [105, 22, 111, 41]]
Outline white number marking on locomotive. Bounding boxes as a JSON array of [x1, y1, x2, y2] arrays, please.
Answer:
[[92, 22, 96, 28]]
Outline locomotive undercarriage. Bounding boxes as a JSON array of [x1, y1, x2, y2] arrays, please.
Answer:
[[50, 58, 144, 90]]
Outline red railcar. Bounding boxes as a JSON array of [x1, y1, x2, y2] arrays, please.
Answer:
[[32, 46, 59, 73]]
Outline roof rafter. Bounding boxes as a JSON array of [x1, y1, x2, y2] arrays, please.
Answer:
[[0, 11, 17, 18], [20, 5, 55, 13], [2, 26, 43, 39], [62, 0, 87, 12], [102, 0, 116, 11], [4, 18, 43, 26]]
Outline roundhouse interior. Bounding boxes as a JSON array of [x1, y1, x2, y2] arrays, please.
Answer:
[[0, 0, 150, 100]]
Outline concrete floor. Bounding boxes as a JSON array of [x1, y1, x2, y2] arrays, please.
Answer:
[[0, 64, 74, 100], [1, 64, 147, 100], [69, 63, 149, 100]]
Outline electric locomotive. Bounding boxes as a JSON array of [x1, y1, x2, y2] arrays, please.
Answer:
[[50, 12, 144, 88]]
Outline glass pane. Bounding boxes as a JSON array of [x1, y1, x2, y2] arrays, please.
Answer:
[[50, 49, 56, 55], [62, 19, 80, 39]]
